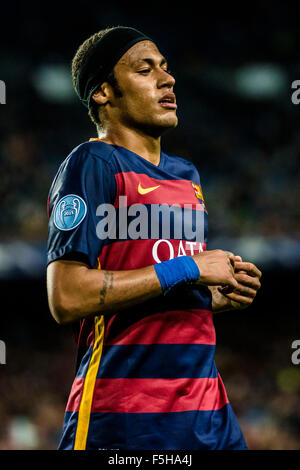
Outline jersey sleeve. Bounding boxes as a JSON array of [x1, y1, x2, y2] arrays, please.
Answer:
[[47, 146, 117, 268]]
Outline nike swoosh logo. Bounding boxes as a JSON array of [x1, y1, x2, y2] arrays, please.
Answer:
[[138, 183, 160, 195]]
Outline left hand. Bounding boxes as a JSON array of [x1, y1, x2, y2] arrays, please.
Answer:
[[210, 256, 262, 312]]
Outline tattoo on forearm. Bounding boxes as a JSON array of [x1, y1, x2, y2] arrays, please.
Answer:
[[100, 271, 114, 305]]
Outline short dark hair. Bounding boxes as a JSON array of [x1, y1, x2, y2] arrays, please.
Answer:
[[72, 28, 122, 131]]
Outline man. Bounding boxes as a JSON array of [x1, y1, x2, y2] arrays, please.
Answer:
[[46, 26, 261, 450]]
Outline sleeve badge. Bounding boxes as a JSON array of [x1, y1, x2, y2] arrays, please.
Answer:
[[53, 194, 87, 231]]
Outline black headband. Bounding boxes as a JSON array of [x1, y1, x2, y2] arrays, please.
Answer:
[[75, 26, 154, 108]]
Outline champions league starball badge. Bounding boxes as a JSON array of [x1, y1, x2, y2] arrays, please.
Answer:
[[54, 194, 87, 231]]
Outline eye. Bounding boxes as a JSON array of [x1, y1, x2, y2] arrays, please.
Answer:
[[137, 69, 151, 74]]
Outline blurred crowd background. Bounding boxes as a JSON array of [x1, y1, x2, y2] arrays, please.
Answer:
[[0, 1, 300, 450]]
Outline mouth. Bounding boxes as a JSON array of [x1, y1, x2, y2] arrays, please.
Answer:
[[158, 93, 177, 109]]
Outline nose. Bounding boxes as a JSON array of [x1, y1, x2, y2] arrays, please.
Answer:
[[157, 69, 175, 89]]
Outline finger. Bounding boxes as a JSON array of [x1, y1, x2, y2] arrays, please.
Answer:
[[225, 251, 236, 268], [219, 284, 257, 298], [235, 269, 247, 274], [227, 254, 243, 270], [225, 251, 234, 257], [219, 285, 234, 295], [234, 261, 262, 279], [234, 273, 261, 290], [219, 273, 239, 292], [218, 288, 254, 305], [235, 284, 257, 298]]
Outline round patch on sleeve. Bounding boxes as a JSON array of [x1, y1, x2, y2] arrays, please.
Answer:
[[53, 194, 87, 231]]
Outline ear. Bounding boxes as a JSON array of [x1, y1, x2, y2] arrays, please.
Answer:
[[91, 82, 112, 105]]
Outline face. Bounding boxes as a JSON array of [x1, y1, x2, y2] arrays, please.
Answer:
[[107, 40, 178, 136]]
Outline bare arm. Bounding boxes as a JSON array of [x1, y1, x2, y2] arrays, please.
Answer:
[[47, 260, 163, 324], [47, 249, 240, 324]]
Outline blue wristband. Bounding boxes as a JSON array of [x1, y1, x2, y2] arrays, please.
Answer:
[[154, 256, 200, 295]]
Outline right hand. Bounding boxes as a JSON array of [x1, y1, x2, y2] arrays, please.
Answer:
[[192, 249, 239, 290]]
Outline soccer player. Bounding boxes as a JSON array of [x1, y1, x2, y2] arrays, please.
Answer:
[[46, 26, 261, 450]]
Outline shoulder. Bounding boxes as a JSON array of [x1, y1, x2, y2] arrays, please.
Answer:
[[52, 140, 115, 184], [48, 140, 117, 199], [64, 140, 116, 169]]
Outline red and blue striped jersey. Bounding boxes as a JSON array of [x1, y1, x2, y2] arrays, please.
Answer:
[[47, 140, 247, 450]]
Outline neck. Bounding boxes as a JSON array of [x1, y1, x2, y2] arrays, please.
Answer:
[[97, 124, 162, 166]]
